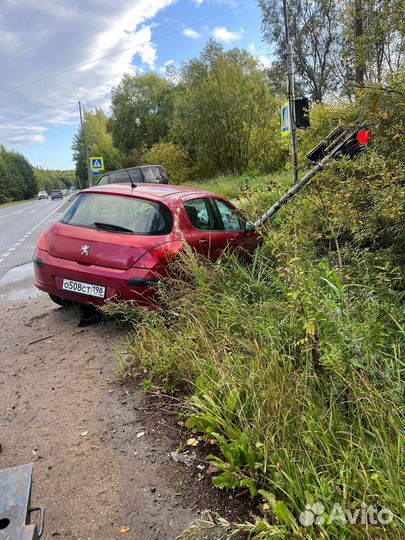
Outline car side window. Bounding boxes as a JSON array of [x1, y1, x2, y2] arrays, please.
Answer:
[[184, 199, 219, 231], [129, 168, 143, 183], [214, 200, 245, 232], [142, 166, 161, 182], [109, 171, 129, 183]]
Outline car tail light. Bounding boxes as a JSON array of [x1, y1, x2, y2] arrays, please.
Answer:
[[37, 230, 49, 251], [133, 241, 184, 269]]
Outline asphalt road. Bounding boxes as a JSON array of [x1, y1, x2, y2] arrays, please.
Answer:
[[0, 198, 68, 279]]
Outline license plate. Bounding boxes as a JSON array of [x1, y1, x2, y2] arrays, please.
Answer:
[[62, 279, 105, 298]]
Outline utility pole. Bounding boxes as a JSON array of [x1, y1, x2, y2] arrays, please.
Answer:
[[78, 101, 92, 187], [283, 0, 299, 184], [354, 0, 364, 88]]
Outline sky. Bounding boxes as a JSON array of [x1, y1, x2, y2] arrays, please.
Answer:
[[0, 0, 272, 170]]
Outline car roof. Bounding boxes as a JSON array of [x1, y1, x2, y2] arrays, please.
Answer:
[[80, 183, 218, 202], [101, 165, 164, 176]]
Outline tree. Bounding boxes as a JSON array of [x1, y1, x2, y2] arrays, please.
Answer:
[[34, 168, 75, 193], [343, 0, 405, 85], [0, 147, 12, 203], [259, 0, 344, 101], [171, 41, 282, 176], [0, 146, 38, 202], [72, 108, 122, 185], [142, 142, 191, 183], [109, 74, 173, 155]]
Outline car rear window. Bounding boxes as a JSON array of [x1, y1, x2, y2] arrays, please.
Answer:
[[60, 194, 173, 236]]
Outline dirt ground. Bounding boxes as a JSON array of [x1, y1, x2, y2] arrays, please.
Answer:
[[0, 270, 250, 540]]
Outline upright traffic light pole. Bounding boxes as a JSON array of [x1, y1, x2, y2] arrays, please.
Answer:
[[354, 0, 364, 88], [78, 101, 92, 187], [283, 0, 299, 184]]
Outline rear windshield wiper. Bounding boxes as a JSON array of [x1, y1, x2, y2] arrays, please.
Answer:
[[94, 222, 133, 233]]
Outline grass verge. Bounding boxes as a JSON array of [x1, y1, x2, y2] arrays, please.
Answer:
[[0, 197, 36, 208], [104, 170, 404, 539]]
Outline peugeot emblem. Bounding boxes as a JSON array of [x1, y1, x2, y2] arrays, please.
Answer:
[[81, 244, 90, 256]]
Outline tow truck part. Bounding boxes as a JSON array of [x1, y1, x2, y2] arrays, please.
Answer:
[[0, 463, 44, 540]]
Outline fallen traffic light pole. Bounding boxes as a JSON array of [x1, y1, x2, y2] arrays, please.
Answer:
[[254, 126, 370, 228]]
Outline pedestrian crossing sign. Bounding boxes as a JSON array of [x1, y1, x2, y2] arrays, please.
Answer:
[[90, 157, 104, 171], [281, 103, 291, 138]]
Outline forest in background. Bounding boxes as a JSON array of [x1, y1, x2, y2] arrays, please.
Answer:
[[72, 0, 404, 185], [0, 145, 75, 204]]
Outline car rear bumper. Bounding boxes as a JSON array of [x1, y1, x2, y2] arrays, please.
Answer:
[[33, 248, 161, 309]]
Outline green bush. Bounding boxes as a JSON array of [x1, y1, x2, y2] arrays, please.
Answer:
[[142, 142, 194, 184], [113, 238, 404, 539]]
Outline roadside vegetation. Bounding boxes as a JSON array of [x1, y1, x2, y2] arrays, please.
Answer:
[[104, 76, 405, 539], [0, 144, 75, 203], [76, 1, 403, 536]]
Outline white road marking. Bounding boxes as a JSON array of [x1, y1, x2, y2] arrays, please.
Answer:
[[0, 259, 3, 264], [30, 199, 66, 230], [0, 199, 65, 258]]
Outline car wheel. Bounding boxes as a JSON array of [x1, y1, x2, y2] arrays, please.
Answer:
[[48, 294, 74, 307]]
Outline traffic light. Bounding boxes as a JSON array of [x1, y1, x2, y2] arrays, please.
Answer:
[[295, 98, 310, 129], [336, 128, 371, 158], [307, 127, 371, 164]]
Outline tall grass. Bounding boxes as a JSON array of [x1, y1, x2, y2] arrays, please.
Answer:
[[106, 171, 405, 539]]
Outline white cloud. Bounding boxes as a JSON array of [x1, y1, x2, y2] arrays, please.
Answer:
[[159, 59, 176, 73], [257, 55, 272, 69], [248, 43, 258, 54], [247, 43, 273, 70], [212, 26, 244, 43], [182, 27, 201, 39], [9, 133, 46, 144], [0, 0, 177, 151], [1, 125, 48, 145]]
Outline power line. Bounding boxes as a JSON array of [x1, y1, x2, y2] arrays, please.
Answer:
[[0, 101, 77, 117], [0, 0, 256, 96]]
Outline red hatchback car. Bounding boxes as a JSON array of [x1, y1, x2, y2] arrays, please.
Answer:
[[34, 184, 259, 308]]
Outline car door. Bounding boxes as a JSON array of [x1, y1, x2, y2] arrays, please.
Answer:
[[182, 197, 227, 260], [211, 198, 258, 256]]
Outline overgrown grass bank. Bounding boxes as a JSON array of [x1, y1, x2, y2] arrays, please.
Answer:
[[107, 175, 403, 538], [105, 83, 405, 539]]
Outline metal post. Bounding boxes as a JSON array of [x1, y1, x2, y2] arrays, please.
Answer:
[[283, 0, 299, 184], [78, 101, 92, 187], [253, 126, 364, 228], [254, 160, 324, 228], [354, 0, 364, 88]]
